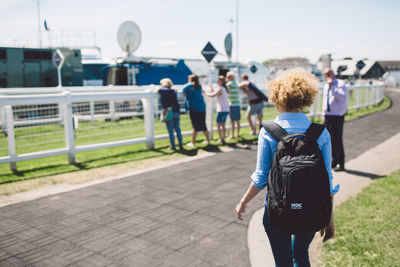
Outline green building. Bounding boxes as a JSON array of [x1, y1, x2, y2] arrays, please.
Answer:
[[0, 47, 83, 88]]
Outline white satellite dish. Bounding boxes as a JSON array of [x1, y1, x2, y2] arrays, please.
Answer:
[[117, 21, 142, 57]]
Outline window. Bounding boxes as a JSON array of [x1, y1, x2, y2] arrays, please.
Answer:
[[0, 49, 6, 60], [24, 50, 52, 60]]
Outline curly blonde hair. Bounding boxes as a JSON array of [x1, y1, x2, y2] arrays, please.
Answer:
[[268, 69, 319, 111]]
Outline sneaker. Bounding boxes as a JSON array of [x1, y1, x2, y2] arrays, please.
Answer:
[[202, 140, 210, 145], [186, 142, 195, 147], [249, 132, 257, 136], [334, 165, 345, 172]]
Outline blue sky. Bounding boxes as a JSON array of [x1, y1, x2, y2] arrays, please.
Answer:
[[1, 0, 400, 63]]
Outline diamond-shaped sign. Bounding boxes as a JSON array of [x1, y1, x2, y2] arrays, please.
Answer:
[[52, 49, 65, 69], [250, 65, 258, 73], [356, 60, 366, 70], [201, 42, 218, 63]]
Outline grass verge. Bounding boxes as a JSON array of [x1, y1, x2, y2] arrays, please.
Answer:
[[321, 170, 400, 266]]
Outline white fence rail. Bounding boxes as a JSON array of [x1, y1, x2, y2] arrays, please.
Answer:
[[0, 84, 384, 171]]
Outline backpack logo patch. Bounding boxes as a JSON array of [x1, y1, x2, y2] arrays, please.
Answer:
[[291, 203, 303, 209]]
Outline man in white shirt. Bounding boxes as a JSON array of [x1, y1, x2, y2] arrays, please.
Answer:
[[322, 68, 347, 171]]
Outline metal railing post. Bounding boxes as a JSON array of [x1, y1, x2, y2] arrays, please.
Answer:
[[368, 86, 372, 107], [309, 102, 316, 121], [315, 90, 322, 118], [205, 96, 214, 140], [63, 92, 76, 164], [0, 106, 6, 134], [5, 106, 17, 171], [142, 96, 155, 149], [90, 101, 95, 124], [356, 86, 361, 110], [110, 100, 115, 121]]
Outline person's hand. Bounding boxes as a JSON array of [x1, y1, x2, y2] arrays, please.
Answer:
[[235, 202, 247, 220], [326, 77, 333, 86], [320, 218, 335, 242]]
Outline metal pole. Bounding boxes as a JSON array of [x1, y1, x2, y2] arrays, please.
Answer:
[[236, 0, 239, 64], [57, 67, 62, 87], [63, 92, 76, 164], [6, 106, 17, 171], [36, 0, 42, 48], [142, 97, 155, 149], [206, 63, 214, 139]]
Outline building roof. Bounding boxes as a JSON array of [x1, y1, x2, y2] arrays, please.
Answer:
[[266, 57, 312, 68], [376, 61, 400, 71], [331, 59, 375, 76]]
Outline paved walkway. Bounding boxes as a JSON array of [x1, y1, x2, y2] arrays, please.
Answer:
[[0, 89, 399, 266]]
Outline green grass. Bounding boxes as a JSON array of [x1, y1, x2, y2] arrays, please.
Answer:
[[0, 96, 389, 186], [321, 170, 400, 266]]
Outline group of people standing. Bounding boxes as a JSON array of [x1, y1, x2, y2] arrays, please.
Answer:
[[158, 72, 266, 149]]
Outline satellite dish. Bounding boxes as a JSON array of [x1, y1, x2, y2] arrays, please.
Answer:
[[117, 21, 142, 57], [224, 33, 233, 60]]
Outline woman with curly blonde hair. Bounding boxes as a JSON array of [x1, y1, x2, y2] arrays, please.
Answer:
[[236, 69, 339, 266]]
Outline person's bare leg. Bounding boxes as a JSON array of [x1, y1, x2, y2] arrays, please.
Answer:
[[217, 123, 223, 141], [222, 123, 226, 141], [230, 119, 235, 139], [191, 129, 197, 144], [235, 120, 240, 138], [204, 130, 210, 143], [247, 113, 255, 134]]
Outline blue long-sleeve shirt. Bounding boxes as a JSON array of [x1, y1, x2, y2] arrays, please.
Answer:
[[251, 112, 340, 206], [322, 78, 347, 116]]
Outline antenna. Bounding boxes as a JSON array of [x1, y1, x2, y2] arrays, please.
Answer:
[[117, 21, 142, 58], [35, 0, 43, 47]]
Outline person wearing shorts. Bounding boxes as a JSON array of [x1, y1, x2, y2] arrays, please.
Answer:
[[240, 73, 264, 135], [183, 74, 210, 147], [206, 75, 230, 144], [226, 71, 241, 139]]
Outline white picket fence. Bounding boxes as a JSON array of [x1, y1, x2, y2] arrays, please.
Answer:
[[0, 84, 384, 171]]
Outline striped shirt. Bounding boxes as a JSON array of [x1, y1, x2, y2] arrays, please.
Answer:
[[227, 80, 240, 106]]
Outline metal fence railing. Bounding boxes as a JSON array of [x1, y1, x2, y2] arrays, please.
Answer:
[[0, 84, 384, 171]]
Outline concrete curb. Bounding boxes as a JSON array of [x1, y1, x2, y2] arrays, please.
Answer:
[[247, 131, 400, 267]]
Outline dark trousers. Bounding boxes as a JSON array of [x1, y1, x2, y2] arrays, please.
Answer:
[[263, 208, 315, 267], [324, 115, 345, 166]]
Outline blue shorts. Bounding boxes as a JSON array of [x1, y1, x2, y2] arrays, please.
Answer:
[[229, 106, 241, 121], [216, 112, 229, 123]]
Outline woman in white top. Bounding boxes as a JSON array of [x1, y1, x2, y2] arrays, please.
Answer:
[[206, 75, 230, 144]]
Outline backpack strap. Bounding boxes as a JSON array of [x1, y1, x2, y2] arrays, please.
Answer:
[[305, 123, 325, 141], [262, 121, 287, 142]]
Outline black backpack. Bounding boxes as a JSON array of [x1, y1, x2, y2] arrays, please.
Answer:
[[263, 121, 332, 234], [248, 82, 268, 102]]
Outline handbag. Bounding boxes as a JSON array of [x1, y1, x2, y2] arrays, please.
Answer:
[[161, 108, 173, 122]]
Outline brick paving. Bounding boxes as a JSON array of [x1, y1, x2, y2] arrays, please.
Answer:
[[0, 89, 399, 266]]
